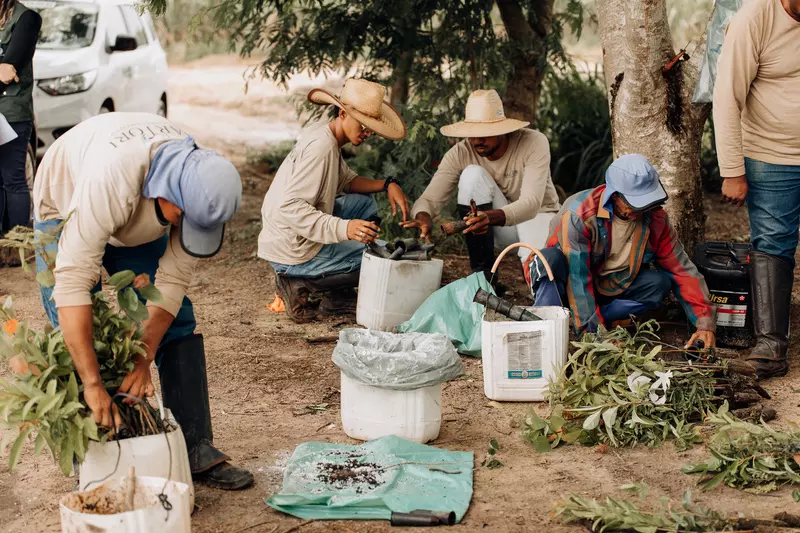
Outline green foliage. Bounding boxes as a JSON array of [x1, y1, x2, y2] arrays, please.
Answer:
[[536, 65, 613, 193], [553, 483, 733, 533], [682, 403, 800, 493], [246, 141, 297, 174], [481, 438, 504, 469], [522, 321, 716, 451], [0, 226, 163, 475]]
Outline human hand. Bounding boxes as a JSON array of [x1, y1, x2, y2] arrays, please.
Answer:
[[347, 219, 380, 244], [463, 211, 489, 235], [400, 213, 433, 242], [721, 176, 747, 207], [386, 183, 409, 222], [83, 382, 122, 429], [118, 356, 155, 404], [684, 329, 715, 350], [0, 64, 18, 85]]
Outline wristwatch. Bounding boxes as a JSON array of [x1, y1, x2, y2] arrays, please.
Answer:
[[383, 177, 401, 192]]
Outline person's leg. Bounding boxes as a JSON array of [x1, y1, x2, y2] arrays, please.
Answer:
[[33, 219, 64, 327], [103, 235, 253, 490], [530, 247, 569, 307], [456, 165, 503, 277], [0, 122, 34, 267], [743, 158, 800, 378], [599, 269, 672, 324], [515, 212, 557, 260], [272, 193, 375, 320]]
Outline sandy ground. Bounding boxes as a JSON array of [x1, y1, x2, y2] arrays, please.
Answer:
[[2, 57, 799, 532]]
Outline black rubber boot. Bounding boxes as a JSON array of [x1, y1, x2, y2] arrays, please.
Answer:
[[458, 203, 507, 294], [158, 334, 255, 490], [304, 271, 361, 315], [458, 203, 495, 276], [275, 274, 318, 323], [746, 251, 792, 380]]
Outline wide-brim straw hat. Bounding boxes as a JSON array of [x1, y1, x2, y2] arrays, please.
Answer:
[[308, 79, 407, 141], [441, 89, 530, 138]]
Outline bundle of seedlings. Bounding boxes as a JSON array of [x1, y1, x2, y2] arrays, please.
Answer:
[[682, 402, 800, 494], [553, 482, 800, 532], [0, 225, 169, 475], [522, 321, 771, 452]]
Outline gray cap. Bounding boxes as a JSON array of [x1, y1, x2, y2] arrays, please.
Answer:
[[179, 150, 242, 258]]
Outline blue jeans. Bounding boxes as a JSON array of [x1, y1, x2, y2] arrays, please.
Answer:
[[745, 157, 800, 267], [532, 247, 672, 330], [271, 193, 378, 278], [34, 219, 196, 364], [0, 121, 33, 234]]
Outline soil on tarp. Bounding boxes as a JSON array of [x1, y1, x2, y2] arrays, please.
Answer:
[[316, 456, 384, 492]]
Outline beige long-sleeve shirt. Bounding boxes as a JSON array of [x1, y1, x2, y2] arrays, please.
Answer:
[[411, 128, 560, 226], [33, 112, 197, 317], [713, 0, 800, 177], [258, 124, 358, 265]]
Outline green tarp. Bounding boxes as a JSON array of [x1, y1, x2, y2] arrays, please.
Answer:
[[266, 435, 474, 522], [397, 272, 494, 357]]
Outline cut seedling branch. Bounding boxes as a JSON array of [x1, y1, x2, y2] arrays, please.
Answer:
[[683, 402, 800, 494], [522, 321, 771, 452], [0, 225, 170, 475]]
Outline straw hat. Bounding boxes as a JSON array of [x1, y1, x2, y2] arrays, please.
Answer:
[[308, 79, 407, 141], [441, 89, 530, 138]]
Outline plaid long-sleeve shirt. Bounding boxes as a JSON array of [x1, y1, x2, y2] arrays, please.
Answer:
[[526, 186, 716, 333]]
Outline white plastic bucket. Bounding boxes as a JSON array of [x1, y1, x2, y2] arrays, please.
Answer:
[[357, 252, 444, 331], [60, 475, 191, 533], [340, 372, 442, 443], [481, 306, 570, 402], [79, 400, 194, 509]]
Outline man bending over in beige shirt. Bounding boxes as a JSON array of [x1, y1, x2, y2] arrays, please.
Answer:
[[258, 79, 409, 323], [34, 112, 253, 490], [713, 0, 800, 379], [403, 90, 560, 286]]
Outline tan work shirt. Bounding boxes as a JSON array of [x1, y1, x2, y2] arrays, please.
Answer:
[[411, 129, 560, 226], [713, 0, 800, 177], [258, 124, 358, 265], [33, 112, 197, 317], [600, 215, 636, 277]]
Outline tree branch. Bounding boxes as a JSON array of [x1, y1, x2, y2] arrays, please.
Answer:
[[496, 0, 534, 43]]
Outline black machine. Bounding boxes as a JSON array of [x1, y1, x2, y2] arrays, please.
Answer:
[[692, 241, 755, 349]]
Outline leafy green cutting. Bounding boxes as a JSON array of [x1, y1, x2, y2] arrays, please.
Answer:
[[683, 402, 800, 493]]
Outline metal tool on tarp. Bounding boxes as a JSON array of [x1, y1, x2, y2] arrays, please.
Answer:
[[390, 509, 456, 527]]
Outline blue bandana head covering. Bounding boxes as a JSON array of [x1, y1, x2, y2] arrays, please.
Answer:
[[144, 137, 242, 257]]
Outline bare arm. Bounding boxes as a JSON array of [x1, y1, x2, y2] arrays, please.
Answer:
[[59, 305, 101, 388], [348, 177, 409, 221], [59, 305, 122, 428], [348, 177, 385, 194], [118, 306, 174, 402]]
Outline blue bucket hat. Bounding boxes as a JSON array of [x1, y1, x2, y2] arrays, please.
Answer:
[[144, 137, 242, 258], [601, 154, 668, 211]]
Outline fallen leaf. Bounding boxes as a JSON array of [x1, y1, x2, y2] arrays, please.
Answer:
[[3, 318, 18, 337], [487, 401, 503, 409], [133, 274, 151, 289], [9, 354, 29, 375], [268, 295, 285, 313]]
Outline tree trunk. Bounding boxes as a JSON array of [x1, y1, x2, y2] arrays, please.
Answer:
[[497, 0, 553, 123], [391, 51, 412, 106], [597, 0, 710, 251]]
